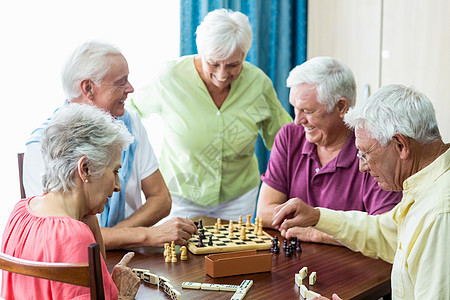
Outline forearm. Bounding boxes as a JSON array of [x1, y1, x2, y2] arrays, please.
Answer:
[[256, 203, 280, 228], [101, 227, 151, 250], [115, 196, 170, 228]]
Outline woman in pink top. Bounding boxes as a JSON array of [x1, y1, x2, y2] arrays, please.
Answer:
[[2, 104, 140, 299]]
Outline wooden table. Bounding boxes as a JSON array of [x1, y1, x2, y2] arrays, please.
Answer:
[[106, 217, 391, 300]]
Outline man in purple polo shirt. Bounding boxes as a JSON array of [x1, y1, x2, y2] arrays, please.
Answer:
[[256, 57, 401, 245]]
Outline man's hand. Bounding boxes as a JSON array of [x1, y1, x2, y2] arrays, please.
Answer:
[[149, 217, 197, 247], [281, 226, 342, 246], [112, 252, 140, 300], [272, 197, 320, 235]]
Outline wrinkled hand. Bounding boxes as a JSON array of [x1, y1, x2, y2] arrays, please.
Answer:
[[311, 293, 343, 300], [112, 252, 140, 300], [151, 217, 197, 246], [272, 198, 320, 234], [282, 226, 319, 242]]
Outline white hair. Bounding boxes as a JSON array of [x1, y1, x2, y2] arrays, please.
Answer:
[[61, 40, 122, 100], [286, 56, 356, 112], [196, 9, 252, 60], [41, 103, 134, 193], [344, 84, 441, 145]]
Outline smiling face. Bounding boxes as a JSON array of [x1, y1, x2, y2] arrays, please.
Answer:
[[91, 54, 134, 117], [85, 148, 122, 215], [199, 48, 245, 90], [355, 127, 404, 191], [289, 83, 348, 147]]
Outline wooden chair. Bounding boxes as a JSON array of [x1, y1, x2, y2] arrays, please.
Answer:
[[17, 153, 26, 199], [0, 243, 105, 300]]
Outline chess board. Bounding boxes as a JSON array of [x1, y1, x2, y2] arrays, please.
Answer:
[[187, 223, 273, 255]]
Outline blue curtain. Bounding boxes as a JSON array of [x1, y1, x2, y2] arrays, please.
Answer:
[[180, 0, 307, 174]]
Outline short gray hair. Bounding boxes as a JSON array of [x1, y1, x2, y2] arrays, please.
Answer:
[[61, 40, 122, 100], [286, 56, 356, 112], [41, 103, 134, 193], [196, 9, 252, 60], [344, 84, 441, 145]]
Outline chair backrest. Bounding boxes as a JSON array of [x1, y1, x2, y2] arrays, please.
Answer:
[[0, 243, 105, 300], [17, 153, 26, 199]]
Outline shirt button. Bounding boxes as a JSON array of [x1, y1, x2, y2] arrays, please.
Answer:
[[216, 111, 221, 116], [315, 168, 320, 173], [216, 156, 221, 161], [217, 134, 222, 138], [215, 175, 219, 179]]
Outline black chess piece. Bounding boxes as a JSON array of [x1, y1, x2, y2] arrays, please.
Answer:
[[283, 239, 288, 251], [296, 240, 302, 252], [273, 244, 280, 254], [290, 238, 296, 252], [198, 219, 203, 229], [197, 236, 204, 247], [199, 228, 205, 239], [208, 235, 213, 246], [285, 246, 292, 257], [273, 239, 280, 254]]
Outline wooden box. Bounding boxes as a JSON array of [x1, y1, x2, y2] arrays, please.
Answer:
[[205, 250, 272, 278]]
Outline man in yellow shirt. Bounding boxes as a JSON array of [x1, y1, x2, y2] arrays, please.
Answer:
[[272, 84, 449, 300]]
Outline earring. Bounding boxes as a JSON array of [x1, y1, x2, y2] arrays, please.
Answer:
[[84, 179, 89, 183]]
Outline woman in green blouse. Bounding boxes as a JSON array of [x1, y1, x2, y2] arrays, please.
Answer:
[[131, 9, 292, 221]]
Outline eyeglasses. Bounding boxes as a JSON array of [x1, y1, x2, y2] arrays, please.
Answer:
[[356, 141, 379, 163]]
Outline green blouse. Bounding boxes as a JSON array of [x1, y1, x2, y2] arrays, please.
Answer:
[[131, 55, 292, 206]]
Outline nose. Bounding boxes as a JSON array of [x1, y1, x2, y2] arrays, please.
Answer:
[[294, 109, 305, 126], [217, 65, 228, 79], [114, 175, 121, 193], [125, 80, 134, 94], [359, 159, 370, 173]]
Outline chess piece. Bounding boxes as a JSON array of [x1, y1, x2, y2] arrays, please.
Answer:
[[208, 235, 213, 246], [238, 215, 243, 229], [217, 218, 222, 228], [240, 226, 247, 240], [228, 230, 234, 239], [163, 243, 169, 257], [180, 246, 187, 260], [171, 249, 177, 263], [198, 236, 204, 247], [165, 248, 172, 262], [197, 219, 203, 229], [257, 218, 264, 236], [285, 246, 292, 257], [296, 240, 302, 252], [214, 223, 219, 233], [199, 228, 205, 239], [283, 240, 288, 251], [253, 217, 259, 234], [273, 241, 280, 254], [229, 220, 234, 232], [290, 238, 296, 252], [246, 215, 252, 228]]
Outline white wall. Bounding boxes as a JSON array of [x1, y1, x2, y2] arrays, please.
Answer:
[[0, 0, 179, 234]]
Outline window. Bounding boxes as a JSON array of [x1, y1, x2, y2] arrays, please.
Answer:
[[0, 0, 180, 232]]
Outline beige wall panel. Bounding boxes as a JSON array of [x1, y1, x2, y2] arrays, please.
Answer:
[[307, 0, 382, 104], [381, 0, 450, 142]]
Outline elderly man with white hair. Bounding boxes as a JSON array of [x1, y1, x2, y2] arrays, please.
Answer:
[[272, 84, 449, 300], [23, 40, 197, 250], [257, 57, 401, 246]]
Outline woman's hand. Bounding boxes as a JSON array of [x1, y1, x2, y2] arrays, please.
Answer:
[[112, 252, 140, 300]]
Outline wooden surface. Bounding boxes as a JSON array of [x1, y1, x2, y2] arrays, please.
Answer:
[[106, 217, 391, 300]]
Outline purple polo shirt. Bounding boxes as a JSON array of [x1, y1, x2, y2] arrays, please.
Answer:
[[261, 123, 401, 214]]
